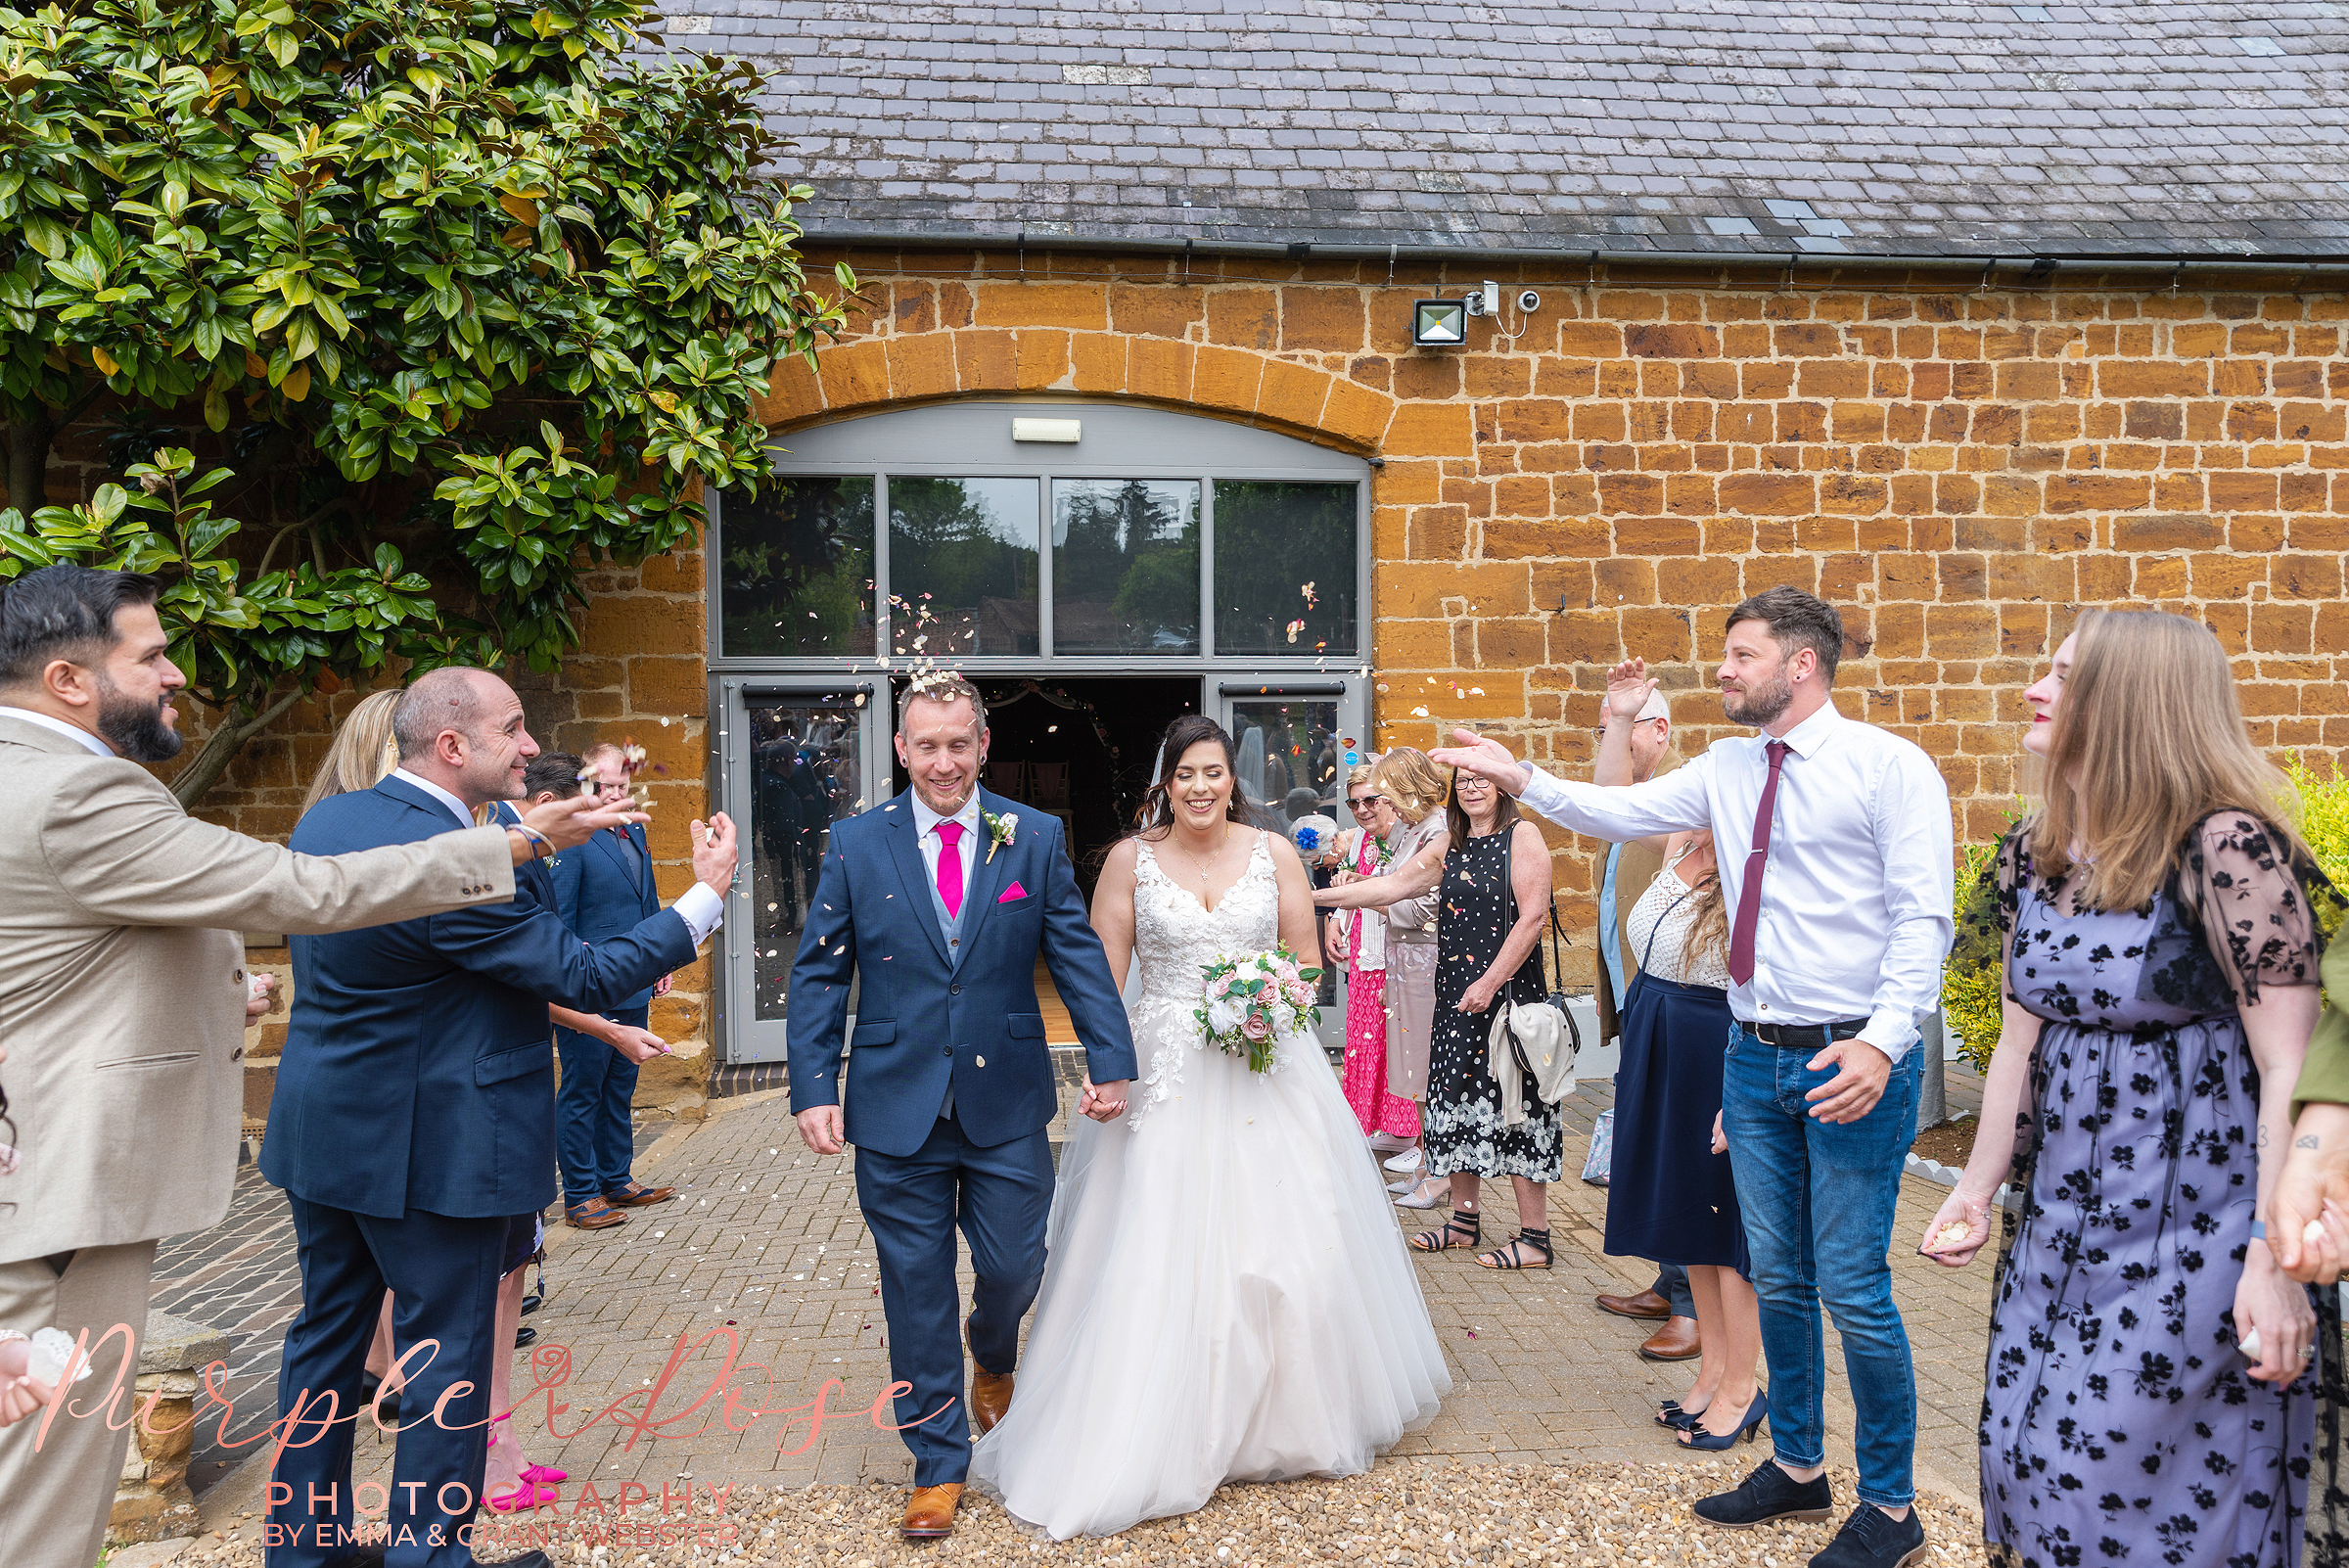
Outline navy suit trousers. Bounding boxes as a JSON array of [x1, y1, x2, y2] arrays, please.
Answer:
[[853, 1114, 1054, 1486], [554, 1006, 647, 1206], [266, 1198, 504, 1568]]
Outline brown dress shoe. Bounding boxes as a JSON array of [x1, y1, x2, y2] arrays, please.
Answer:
[[900, 1482, 964, 1540], [564, 1197, 627, 1229], [971, 1366, 1014, 1435], [1595, 1288, 1673, 1320], [602, 1181, 675, 1207], [1637, 1314, 1703, 1361]]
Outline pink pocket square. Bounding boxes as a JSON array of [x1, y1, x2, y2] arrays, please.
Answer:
[[999, 882, 1030, 902]]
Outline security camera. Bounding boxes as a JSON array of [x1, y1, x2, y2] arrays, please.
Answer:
[[1518, 290, 1542, 313]]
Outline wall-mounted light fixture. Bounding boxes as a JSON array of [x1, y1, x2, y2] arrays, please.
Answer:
[[1411, 299, 1468, 346]]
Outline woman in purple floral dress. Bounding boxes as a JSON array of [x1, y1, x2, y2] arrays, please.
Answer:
[[1921, 610, 2340, 1568]]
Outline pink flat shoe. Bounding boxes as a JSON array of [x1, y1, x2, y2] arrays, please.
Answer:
[[521, 1462, 568, 1484], [486, 1481, 558, 1513]]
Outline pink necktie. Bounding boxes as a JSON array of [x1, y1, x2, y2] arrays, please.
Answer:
[[935, 820, 965, 918], [1725, 741, 1789, 987]]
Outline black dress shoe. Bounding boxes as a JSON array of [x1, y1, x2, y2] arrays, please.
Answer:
[[520, 1292, 541, 1316], [1808, 1504, 1927, 1568], [1692, 1456, 1835, 1529], [514, 1325, 537, 1349]]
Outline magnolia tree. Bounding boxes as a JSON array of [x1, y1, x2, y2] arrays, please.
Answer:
[[0, 0, 852, 803]]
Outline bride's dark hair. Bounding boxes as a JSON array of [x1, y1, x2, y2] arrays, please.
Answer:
[[1130, 715, 1283, 839]]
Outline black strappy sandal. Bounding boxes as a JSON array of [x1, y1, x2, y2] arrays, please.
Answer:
[[1409, 1209, 1481, 1253], [1474, 1226, 1552, 1270]]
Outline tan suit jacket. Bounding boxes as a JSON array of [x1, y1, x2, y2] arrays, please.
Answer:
[[0, 716, 520, 1263]]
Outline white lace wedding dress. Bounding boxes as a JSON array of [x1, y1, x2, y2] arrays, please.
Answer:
[[967, 834, 1451, 1539]]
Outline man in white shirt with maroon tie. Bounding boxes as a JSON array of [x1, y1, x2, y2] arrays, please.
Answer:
[[1435, 586, 1953, 1568]]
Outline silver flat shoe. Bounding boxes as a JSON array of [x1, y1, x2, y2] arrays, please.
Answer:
[[1393, 1175, 1449, 1209], [1383, 1146, 1424, 1175]]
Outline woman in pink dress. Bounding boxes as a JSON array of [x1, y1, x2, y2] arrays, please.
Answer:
[[1330, 763, 1420, 1145]]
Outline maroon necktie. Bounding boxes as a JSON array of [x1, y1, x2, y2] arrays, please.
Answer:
[[934, 820, 965, 918], [1726, 741, 1789, 987]]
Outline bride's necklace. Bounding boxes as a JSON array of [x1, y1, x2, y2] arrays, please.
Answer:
[[1173, 824, 1232, 887]]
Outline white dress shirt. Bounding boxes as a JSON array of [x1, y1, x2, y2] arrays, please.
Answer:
[[911, 789, 984, 909], [395, 768, 725, 943], [1515, 701, 1954, 1062], [0, 706, 113, 757]]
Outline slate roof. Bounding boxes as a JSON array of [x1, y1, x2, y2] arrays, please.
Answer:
[[655, 0, 2349, 261]]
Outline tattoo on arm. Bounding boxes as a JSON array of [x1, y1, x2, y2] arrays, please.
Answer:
[[2298, 1135, 2322, 1150], [2262, 1125, 2272, 1146]]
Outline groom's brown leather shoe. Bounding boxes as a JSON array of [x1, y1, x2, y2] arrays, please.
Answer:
[[900, 1482, 963, 1539], [970, 1366, 1014, 1435]]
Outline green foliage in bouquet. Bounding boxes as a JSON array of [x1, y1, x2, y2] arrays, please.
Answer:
[[0, 0, 853, 804]]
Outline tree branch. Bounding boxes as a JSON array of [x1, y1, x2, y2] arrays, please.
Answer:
[[166, 686, 308, 809], [254, 494, 350, 577]]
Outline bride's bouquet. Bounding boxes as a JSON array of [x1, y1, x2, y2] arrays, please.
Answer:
[[1197, 945, 1322, 1073]]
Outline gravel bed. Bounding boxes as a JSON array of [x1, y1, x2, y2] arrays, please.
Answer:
[[172, 1458, 1988, 1566]]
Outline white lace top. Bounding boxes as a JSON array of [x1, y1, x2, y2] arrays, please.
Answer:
[[1127, 832, 1285, 1123], [1624, 852, 1733, 991]]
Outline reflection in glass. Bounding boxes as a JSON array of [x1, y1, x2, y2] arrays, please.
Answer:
[[888, 477, 1039, 657], [1232, 695, 1344, 1017], [1212, 482, 1358, 657], [1229, 697, 1341, 815], [750, 699, 865, 1022], [718, 478, 876, 657], [1052, 480, 1201, 656]]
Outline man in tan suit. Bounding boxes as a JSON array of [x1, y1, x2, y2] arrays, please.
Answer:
[[0, 565, 642, 1568], [1582, 687, 1704, 1361]]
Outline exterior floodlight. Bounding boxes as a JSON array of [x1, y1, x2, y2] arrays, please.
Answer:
[[1412, 299, 1467, 346]]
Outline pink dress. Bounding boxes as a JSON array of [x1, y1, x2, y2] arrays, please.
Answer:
[[1339, 829, 1420, 1139]]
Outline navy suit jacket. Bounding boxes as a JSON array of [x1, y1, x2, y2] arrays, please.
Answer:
[[547, 822, 664, 1010], [261, 777, 695, 1218], [786, 788, 1137, 1158]]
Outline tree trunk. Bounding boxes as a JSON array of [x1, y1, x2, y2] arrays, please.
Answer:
[[168, 688, 306, 810], [5, 401, 53, 515]]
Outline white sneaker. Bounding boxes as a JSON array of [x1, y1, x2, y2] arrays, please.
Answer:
[[1382, 1145, 1424, 1175]]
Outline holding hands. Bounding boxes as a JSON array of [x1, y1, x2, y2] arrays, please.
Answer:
[[1079, 1077, 1133, 1122], [2269, 1102, 2349, 1284]]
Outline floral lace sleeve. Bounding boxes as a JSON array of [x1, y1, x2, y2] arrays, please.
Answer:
[[1949, 823, 2027, 1004], [2180, 812, 2326, 1006]]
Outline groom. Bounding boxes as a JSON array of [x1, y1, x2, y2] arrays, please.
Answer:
[[788, 671, 1137, 1541]]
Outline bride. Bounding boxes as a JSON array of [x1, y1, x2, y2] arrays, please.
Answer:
[[968, 716, 1451, 1539]]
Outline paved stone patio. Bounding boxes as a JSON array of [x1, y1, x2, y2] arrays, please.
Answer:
[[182, 1052, 1995, 1537]]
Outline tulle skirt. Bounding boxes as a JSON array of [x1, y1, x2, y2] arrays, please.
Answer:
[[967, 995, 1451, 1539]]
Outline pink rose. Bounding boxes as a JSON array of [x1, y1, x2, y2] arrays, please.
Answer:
[[1241, 1012, 1271, 1041], [1287, 982, 1313, 1008]]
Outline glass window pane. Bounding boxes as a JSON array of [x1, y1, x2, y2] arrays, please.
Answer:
[[718, 478, 876, 657], [1212, 482, 1359, 658], [750, 699, 866, 1022], [1052, 479, 1201, 656], [1228, 696, 1342, 815], [1230, 694, 1344, 1013], [888, 477, 1039, 657]]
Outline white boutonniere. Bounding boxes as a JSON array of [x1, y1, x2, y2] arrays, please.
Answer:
[[983, 809, 1018, 863]]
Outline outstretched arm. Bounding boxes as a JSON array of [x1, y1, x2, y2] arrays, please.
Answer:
[[1595, 659, 1674, 857], [1315, 837, 1446, 909], [1432, 728, 1711, 841]]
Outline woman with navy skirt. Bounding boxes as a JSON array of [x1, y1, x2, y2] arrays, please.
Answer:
[[1596, 663, 1766, 1451]]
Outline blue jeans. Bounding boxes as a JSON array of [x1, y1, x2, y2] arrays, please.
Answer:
[[1722, 1024, 1921, 1508], [555, 1005, 645, 1206]]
